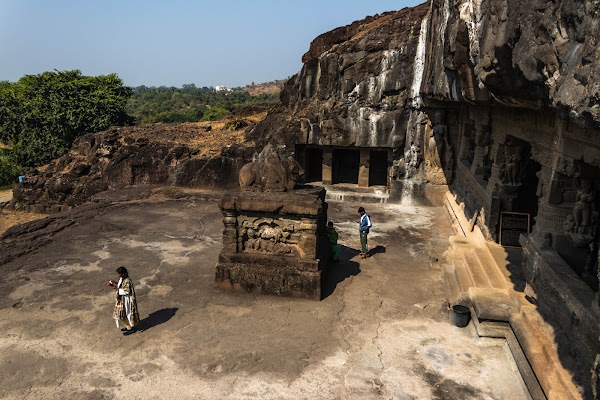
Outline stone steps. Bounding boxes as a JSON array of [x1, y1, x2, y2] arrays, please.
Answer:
[[464, 251, 493, 288], [442, 191, 583, 400], [443, 259, 472, 306], [305, 183, 390, 204]]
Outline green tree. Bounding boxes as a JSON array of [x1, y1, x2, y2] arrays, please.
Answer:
[[0, 70, 132, 184]]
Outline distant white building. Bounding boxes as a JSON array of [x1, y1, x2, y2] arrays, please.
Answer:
[[215, 85, 232, 92]]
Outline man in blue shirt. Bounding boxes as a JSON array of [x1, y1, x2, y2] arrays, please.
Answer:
[[357, 207, 372, 258]]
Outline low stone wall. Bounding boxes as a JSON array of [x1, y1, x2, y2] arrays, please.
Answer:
[[520, 234, 600, 395], [215, 188, 329, 300]]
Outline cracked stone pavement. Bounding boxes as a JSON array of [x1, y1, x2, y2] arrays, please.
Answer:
[[0, 187, 530, 399]]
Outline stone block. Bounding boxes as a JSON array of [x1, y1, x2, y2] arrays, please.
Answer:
[[215, 188, 329, 300]]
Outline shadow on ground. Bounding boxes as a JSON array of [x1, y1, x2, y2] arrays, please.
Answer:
[[139, 307, 178, 332], [322, 245, 361, 299], [368, 245, 386, 256]]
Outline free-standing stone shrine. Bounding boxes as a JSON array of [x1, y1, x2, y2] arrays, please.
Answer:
[[215, 146, 329, 300]]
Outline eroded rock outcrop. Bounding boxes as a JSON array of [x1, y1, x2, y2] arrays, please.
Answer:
[[10, 124, 253, 212], [10, 122, 255, 212]]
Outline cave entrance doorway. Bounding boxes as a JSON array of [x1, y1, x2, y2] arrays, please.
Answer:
[[332, 149, 360, 184], [513, 153, 541, 228], [304, 148, 323, 183], [369, 150, 388, 186]]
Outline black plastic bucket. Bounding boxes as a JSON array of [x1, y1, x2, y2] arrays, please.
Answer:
[[451, 305, 471, 328]]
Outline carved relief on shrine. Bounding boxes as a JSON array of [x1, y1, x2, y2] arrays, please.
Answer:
[[237, 216, 302, 257]]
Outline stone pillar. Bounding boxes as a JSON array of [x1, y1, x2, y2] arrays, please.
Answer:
[[486, 139, 505, 197], [471, 143, 487, 176], [222, 211, 238, 254], [298, 218, 318, 259], [530, 164, 572, 248], [469, 111, 492, 176], [322, 148, 332, 185], [358, 149, 369, 187]]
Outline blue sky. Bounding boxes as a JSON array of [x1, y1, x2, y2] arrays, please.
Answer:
[[0, 0, 422, 88]]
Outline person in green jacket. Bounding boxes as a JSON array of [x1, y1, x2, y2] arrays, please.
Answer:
[[327, 221, 340, 263]]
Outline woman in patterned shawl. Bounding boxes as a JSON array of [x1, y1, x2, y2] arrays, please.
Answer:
[[108, 266, 140, 336]]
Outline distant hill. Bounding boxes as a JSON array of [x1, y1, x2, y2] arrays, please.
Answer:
[[243, 80, 285, 96]]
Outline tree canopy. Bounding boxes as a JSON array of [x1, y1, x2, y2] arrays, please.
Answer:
[[0, 70, 132, 184]]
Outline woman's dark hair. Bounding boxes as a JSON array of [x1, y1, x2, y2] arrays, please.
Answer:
[[116, 266, 128, 277]]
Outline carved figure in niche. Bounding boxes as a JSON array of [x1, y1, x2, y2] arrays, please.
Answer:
[[239, 145, 305, 192], [541, 232, 552, 249], [427, 111, 446, 171], [563, 214, 575, 233], [502, 144, 523, 186], [535, 171, 545, 199], [573, 179, 594, 235], [427, 131, 442, 169]]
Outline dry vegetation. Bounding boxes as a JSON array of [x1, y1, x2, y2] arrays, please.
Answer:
[[110, 111, 267, 158], [0, 209, 46, 236]]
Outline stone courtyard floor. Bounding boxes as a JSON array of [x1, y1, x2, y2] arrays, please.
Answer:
[[0, 187, 530, 399]]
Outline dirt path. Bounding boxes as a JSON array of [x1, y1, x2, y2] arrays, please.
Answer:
[[0, 189, 529, 399]]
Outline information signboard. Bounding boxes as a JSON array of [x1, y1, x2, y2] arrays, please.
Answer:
[[499, 212, 530, 247]]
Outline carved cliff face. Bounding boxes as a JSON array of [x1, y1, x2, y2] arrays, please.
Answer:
[[252, 0, 600, 153], [251, 5, 430, 150], [422, 0, 600, 126]]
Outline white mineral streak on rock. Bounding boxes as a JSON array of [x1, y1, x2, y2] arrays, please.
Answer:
[[304, 74, 313, 99], [381, 49, 399, 71], [460, 0, 483, 66], [369, 112, 384, 147], [368, 76, 378, 102], [316, 57, 323, 93], [400, 180, 416, 206], [438, 0, 453, 99], [378, 50, 400, 100], [410, 15, 429, 108]]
